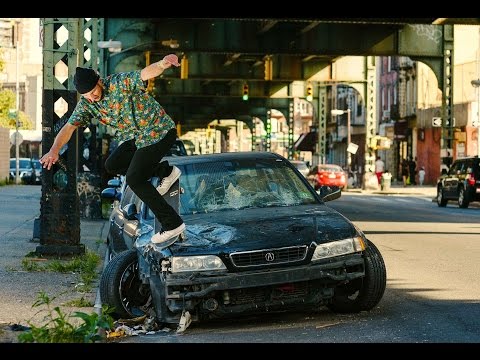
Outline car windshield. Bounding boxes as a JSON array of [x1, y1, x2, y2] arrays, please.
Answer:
[[176, 158, 317, 215], [10, 159, 32, 169], [32, 160, 42, 170]]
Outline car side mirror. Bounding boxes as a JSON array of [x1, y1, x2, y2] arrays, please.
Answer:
[[101, 187, 122, 202], [107, 178, 122, 187], [318, 185, 342, 202]]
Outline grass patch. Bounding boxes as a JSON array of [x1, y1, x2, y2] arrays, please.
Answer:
[[21, 250, 101, 291], [18, 291, 113, 343], [64, 297, 94, 308]]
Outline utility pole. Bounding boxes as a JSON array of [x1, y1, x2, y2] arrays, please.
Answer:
[[331, 108, 352, 173], [12, 20, 20, 184], [472, 26, 480, 157]]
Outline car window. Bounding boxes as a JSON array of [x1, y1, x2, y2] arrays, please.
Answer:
[[120, 187, 136, 209], [176, 158, 317, 215], [319, 165, 342, 172], [166, 140, 187, 156], [16, 159, 32, 169], [449, 162, 462, 175], [474, 160, 480, 176]]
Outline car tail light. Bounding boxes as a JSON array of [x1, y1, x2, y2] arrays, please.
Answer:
[[466, 172, 476, 186]]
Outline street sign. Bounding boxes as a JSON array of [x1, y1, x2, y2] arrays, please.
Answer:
[[347, 142, 359, 154], [432, 117, 456, 127], [432, 117, 442, 127], [10, 131, 23, 146]]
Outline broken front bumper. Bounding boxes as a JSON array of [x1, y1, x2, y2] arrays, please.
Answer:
[[148, 253, 365, 324]]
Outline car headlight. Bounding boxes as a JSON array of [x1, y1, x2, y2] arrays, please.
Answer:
[[312, 236, 366, 261], [171, 255, 227, 273]]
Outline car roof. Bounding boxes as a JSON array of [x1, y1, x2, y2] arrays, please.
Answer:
[[166, 151, 284, 166]]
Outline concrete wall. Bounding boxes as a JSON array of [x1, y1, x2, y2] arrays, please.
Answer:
[[0, 128, 10, 183]]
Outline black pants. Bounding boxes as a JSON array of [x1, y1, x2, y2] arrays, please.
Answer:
[[104, 129, 183, 230]]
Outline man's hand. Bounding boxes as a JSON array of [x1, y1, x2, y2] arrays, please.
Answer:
[[163, 54, 180, 67], [39, 151, 59, 170], [142, 54, 180, 81]]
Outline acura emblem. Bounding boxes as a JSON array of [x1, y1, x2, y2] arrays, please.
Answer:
[[265, 252, 275, 262]]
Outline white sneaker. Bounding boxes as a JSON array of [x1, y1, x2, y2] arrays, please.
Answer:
[[156, 166, 181, 195], [151, 223, 186, 245]]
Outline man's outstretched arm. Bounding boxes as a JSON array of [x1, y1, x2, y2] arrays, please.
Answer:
[[39, 122, 78, 170], [141, 54, 179, 81]]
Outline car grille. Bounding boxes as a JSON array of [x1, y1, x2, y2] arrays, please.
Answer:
[[230, 245, 308, 268], [228, 282, 310, 304]]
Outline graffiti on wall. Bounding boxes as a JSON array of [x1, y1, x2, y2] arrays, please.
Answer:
[[77, 172, 102, 219]]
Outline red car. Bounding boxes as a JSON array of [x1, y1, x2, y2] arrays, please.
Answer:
[[308, 164, 347, 190]]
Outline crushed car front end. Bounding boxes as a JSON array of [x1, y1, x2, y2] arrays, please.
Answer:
[[140, 216, 369, 324]]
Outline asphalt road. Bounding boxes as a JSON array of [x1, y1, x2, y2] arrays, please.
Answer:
[[115, 193, 480, 343]]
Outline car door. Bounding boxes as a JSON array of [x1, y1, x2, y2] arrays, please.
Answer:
[[109, 187, 136, 253], [122, 193, 142, 250]]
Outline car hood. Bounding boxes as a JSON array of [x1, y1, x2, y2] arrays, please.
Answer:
[[170, 204, 357, 256]]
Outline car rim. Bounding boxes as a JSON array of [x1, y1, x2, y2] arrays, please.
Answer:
[[119, 261, 151, 317]]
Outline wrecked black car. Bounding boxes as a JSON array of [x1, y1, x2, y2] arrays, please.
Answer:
[[100, 151, 386, 328]]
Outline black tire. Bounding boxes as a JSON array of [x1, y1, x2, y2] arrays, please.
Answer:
[[458, 187, 470, 208], [100, 249, 152, 319], [327, 240, 387, 313], [437, 187, 447, 207]]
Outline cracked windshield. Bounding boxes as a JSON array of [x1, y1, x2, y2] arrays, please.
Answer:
[[176, 159, 317, 214]]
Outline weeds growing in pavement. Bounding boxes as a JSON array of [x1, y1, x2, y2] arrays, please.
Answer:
[[21, 250, 101, 291], [18, 291, 114, 343]]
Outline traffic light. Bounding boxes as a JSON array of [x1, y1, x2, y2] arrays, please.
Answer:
[[306, 83, 313, 102], [242, 83, 249, 101]]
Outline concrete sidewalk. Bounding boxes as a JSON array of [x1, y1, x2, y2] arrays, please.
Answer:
[[344, 183, 437, 199], [0, 185, 108, 342]]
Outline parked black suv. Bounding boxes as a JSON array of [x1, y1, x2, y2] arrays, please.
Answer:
[[437, 156, 480, 208]]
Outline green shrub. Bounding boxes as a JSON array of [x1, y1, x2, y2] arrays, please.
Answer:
[[18, 291, 114, 343]]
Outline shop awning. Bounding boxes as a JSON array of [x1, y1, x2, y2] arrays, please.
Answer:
[[294, 132, 317, 152]]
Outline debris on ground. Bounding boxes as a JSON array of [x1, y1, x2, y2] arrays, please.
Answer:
[[176, 310, 191, 334]]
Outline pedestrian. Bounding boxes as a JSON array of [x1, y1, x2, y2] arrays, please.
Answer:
[[418, 166, 426, 186], [39, 54, 185, 246], [401, 158, 409, 187], [409, 156, 417, 185], [375, 156, 385, 185]]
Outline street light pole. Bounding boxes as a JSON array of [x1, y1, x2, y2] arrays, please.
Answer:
[[12, 20, 20, 184], [472, 26, 480, 157], [346, 108, 351, 172], [331, 108, 352, 173]]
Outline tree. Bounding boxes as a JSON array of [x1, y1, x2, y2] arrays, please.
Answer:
[[0, 50, 32, 129]]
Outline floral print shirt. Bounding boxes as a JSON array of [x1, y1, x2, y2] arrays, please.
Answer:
[[68, 70, 175, 149]]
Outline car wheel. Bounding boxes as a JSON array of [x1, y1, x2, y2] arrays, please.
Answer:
[[458, 187, 470, 208], [437, 187, 447, 207], [100, 249, 152, 319], [327, 240, 386, 313]]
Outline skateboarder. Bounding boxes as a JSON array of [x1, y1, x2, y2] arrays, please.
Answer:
[[40, 54, 185, 246]]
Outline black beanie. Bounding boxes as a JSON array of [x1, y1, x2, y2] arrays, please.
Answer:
[[73, 67, 100, 94]]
